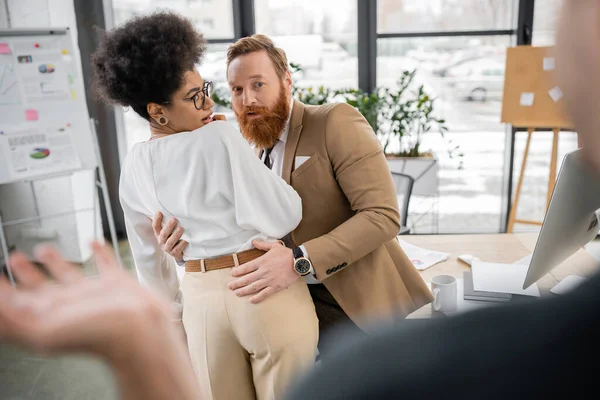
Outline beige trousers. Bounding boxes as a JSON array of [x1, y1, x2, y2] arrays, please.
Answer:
[[181, 268, 319, 400]]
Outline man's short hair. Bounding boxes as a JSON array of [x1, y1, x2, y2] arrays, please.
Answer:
[[226, 34, 289, 79]]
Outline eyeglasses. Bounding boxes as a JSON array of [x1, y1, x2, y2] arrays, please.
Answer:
[[163, 80, 213, 110]]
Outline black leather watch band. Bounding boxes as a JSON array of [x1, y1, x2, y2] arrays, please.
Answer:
[[292, 246, 304, 260]]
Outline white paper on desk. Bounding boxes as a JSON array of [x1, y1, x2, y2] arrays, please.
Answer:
[[398, 240, 449, 271], [471, 261, 540, 297], [514, 253, 533, 266]]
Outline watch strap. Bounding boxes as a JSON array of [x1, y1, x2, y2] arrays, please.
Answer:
[[292, 246, 304, 260]]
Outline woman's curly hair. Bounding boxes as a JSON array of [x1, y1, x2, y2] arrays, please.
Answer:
[[91, 11, 207, 120]]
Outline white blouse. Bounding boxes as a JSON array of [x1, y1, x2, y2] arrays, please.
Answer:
[[119, 121, 302, 315]]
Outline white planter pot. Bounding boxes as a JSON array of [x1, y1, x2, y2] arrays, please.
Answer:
[[387, 157, 439, 196]]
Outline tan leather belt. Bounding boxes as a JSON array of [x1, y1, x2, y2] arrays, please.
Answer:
[[185, 248, 266, 273]]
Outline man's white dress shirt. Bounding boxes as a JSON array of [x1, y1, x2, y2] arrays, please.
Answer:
[[119, 121, 302, 315], [261, 100, 319, 284]]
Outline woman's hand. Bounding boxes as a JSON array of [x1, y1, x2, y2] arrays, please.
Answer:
[[152, 212, 189, 263]]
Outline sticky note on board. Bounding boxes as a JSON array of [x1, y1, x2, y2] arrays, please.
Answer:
[[25, 109, 39, 121], [549, 86, 563, 102], [543, 57, 555, 71], [62, 49, 69, 55], [520, 92, 535, 107], [71, 89, 77, 100], [0, 43, 10, 54]]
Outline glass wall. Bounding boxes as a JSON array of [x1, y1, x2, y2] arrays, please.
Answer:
[[376, 0, 518, 233], [532, 0, 563, 46], [113, 0, 234, 40], [515, 0, 577, 232], [255, 0, 358, 90], [110, 0, 570, 234], [378, 0, 517, 33]]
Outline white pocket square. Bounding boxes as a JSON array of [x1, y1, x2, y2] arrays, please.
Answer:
[[295, 156, 311, 168]]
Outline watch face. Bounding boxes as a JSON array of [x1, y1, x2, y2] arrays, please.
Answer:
[[295, 258, 311, 275]]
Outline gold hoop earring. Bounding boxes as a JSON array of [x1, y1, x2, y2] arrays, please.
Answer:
[[157, 115, 169, 126]]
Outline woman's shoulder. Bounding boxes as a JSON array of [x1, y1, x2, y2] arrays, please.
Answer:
[[122, 122, 248, 163], [188, 121, 251, 151]]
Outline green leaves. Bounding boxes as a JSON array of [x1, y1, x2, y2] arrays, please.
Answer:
[[211, 62, 461, 164]]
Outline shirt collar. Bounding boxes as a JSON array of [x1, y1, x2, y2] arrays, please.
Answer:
[[277, 96, 294, 145]]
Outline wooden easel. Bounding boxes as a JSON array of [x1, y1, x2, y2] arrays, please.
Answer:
[[507, 127, 560, 232], [501, 45, 574, 233]]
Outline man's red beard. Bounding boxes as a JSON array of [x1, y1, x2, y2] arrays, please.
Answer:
[[236, 84, 290, 149]]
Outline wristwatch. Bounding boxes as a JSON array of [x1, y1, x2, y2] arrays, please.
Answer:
[[292, 246, 313, 276]]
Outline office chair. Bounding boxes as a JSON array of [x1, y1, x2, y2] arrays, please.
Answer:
[[391, 172, 414, 235]]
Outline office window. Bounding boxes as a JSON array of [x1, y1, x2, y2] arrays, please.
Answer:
[[532, 0, 563, 45], [377, 33, 515, 234], [510, 130, 578, 230], [514, 1, 575, 232], [255, 0, 358, 89], [378, 0, 518, 34], [112, 0, 234, 40]]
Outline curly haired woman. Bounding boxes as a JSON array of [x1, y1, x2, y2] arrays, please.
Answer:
[[91, 11, 318, 400]]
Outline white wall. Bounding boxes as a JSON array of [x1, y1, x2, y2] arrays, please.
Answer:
[[0, 0, 101, 263]]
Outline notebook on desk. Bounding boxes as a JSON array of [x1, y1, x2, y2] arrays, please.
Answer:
[[463, 271, 512, 302]]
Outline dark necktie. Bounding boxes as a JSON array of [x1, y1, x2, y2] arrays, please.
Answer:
[[264, 146, 274, 169]]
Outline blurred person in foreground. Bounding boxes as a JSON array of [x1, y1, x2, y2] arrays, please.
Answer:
[[1, 1, 600, 399]]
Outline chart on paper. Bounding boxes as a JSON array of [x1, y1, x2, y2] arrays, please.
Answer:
[[0, 63, 21, 106], [0, 29, 98, 184], [0, 123, 82, 180]]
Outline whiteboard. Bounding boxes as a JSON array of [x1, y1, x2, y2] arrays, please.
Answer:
[[0, 28, 97, 184]]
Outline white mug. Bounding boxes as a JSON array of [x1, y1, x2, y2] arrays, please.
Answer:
[[431, 274, 458, 313]]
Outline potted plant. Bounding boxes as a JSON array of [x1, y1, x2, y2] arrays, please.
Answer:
[[339, 70, 462, 196], [213, 65, 461, 197]]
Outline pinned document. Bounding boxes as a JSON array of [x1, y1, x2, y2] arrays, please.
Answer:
[[25, 109, 39, 121], [0, 43, 11, 55], [520, 92, 534, 107], [549, 86, 563, 102], [543, 57, 555, 71]]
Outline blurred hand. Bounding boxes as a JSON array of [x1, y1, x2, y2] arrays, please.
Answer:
[[152, 212, 188, 263], [0, 242, 172, 361]]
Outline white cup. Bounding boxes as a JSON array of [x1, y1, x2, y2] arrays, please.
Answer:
[[431, 274, 458, 313]]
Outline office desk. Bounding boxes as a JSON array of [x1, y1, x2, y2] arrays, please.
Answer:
[[404, 233, 600, 318]]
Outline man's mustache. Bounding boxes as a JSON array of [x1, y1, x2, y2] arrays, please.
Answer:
[[241, 106, 269, 114]]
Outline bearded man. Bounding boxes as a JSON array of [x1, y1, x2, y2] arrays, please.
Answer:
[[154, 34, 433, 354]]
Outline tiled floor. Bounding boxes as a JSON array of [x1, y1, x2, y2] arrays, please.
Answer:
[[2, 237, 600, 399]]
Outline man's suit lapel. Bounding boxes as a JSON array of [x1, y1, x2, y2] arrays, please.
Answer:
[[282, 99, 304, 184]]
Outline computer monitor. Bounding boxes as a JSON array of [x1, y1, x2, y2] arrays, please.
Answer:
[[523, 148, 600, 290]]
